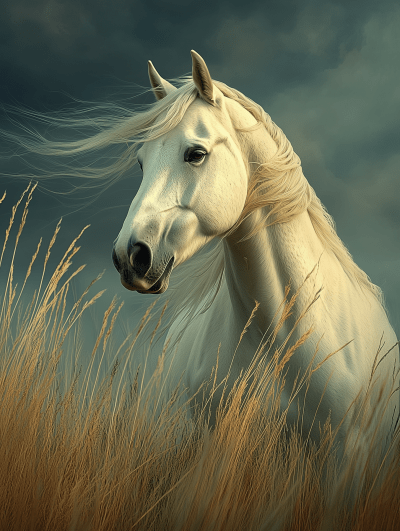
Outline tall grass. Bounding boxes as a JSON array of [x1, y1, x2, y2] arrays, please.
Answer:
[[0, 183, 399, 530]]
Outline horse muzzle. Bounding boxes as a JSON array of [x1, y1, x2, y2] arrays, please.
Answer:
[[112, 241, 175, 294]]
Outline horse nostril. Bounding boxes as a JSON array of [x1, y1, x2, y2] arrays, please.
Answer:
[[112, 247, 121, 272], [128, 241, 152, 277]]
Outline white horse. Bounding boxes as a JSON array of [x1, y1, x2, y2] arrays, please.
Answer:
[[113, 50, 399, 467]]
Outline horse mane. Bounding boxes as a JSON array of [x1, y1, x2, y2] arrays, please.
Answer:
[[161, 79, 387, 338], [0, 74, 387, 343]]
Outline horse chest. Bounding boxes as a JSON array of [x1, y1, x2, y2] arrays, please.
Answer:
[[166, 293, 260, 400]]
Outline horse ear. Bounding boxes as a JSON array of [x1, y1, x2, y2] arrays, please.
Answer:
[[191, 50, 215, 105], [148, 60, 176, 101]]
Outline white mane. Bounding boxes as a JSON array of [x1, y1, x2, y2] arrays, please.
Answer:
[[0, 76, 387, 338], [155, 79, 387, 340]]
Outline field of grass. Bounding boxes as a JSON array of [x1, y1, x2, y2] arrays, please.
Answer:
[[1, 183, 399, 530]]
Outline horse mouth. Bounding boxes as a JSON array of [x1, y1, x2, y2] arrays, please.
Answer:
[[137, 256, 175, 294]]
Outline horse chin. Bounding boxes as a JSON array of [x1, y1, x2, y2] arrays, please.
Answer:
[[137, 276, 170, 294], [137, 256, 174, 295], [138, 282, 167, 294]]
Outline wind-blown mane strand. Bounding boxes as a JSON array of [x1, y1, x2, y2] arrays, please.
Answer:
[[0, 80, 198, 189], [214, 80, 386, 309], [0, 74, 387, 339]]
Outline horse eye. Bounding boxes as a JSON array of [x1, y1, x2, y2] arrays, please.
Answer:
[[184, 147, 207, 164], [138, 160, 143, 171]]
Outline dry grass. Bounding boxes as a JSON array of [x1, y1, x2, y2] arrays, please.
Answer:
[[0, 183, 399, 531]]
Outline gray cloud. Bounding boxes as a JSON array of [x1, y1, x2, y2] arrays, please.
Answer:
[[266, 7, 400, 225]]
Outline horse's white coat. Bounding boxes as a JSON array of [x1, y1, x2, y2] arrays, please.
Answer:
[[115, 51, 399, 466]]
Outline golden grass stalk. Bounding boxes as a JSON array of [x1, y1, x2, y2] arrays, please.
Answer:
[[0, 186, 399, 530]]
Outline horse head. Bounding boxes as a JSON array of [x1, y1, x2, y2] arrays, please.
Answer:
[[112, 51, 260, 294]]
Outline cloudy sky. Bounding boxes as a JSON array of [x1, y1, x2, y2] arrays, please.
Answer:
[[0, 0, 399, 382]]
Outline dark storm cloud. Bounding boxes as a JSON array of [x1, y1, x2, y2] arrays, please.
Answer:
[[0, 0, 396, 107], [265, 6, 400, 228]]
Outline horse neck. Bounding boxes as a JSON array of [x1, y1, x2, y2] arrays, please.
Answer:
[[222, 208, 327, 336]]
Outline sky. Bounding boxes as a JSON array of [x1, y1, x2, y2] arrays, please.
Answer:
[[0, 0, 399, 385]]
